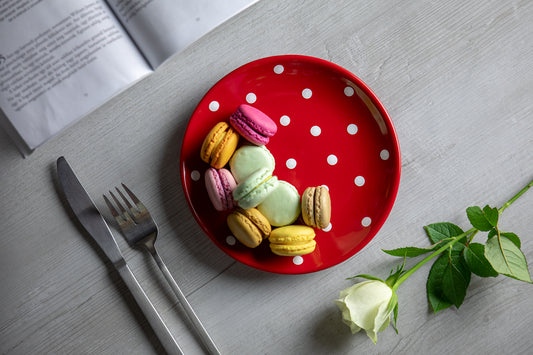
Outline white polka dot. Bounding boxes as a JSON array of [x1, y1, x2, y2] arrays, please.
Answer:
[[286, 158, 297, 169], [362, 217, 372, 227], [246, 93, 257, 104], [280, 115, 290, 126], [302, 88, 312, 99], [327, 154, 338, 165], [209, 101, 219, 112], [191, 170, 201, 181], [293, 256, 304, 265], [344, 86, 355, 97], [347, 124, 358, 135], [380, 149, 390, 160], [310, 125, 321, 136], [322, 223, 332, 232], [274, 65, 284, 74], [354, 176, 365, 187], [226, 236, 236, 246]]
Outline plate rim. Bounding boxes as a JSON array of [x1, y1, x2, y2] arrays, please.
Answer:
[[179, 54, 401, 274]]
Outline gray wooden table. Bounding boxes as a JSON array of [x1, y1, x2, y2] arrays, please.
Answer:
[[1, 1, 532, 354]]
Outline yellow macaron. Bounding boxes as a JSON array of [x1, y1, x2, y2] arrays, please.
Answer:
[[269, 225, 316, 256], [270, 240, 317, 256], [200, 122, 240, 169]]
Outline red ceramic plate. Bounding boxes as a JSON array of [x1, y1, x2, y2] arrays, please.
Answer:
[[180, 55, 400, 274]]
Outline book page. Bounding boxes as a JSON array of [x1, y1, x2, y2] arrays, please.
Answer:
[[106, 0, 257, 68], [0, 0, 152, 150]]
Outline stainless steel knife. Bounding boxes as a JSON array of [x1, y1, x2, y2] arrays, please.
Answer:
[[56, 157, 183, 355]]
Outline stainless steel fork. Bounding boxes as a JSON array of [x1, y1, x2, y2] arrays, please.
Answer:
[[104, 184, 221, 355]]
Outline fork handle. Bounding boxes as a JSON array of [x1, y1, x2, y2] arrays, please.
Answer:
[[150, 250, 222, 355], [116, 262, 184, 355]]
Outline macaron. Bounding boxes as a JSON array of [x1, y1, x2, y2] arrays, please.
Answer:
[[200, 122, 240, 169], [301, 186, 331, 229], [229, 145, 275, 183], [229, 104, 277, 145], [204, 168, 237, 211], [227, 208, 271, 248], [269, 225, 316, 256], [257, 180, 301, 227], [233, 167, 279, 209]]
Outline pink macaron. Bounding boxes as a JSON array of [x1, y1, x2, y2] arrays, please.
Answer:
[[205, 168, 237, 211], [229, 104, 278, 145]]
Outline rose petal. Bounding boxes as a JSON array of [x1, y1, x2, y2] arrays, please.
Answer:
[[344, 281, 393, 331], [373, 295, 394, 334], [334, 298, 361, 334]]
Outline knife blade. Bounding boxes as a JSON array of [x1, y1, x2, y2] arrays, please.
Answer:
[[56, 157, 183, 355]]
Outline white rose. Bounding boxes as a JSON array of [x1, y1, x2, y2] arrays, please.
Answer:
[[334, 279, 397, 343]]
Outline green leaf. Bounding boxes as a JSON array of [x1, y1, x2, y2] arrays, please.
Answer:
[[427, 253, 453, 313], [488, 229, 521, 248], [482, 205, 499, 227], [501, 232, 521, 248], [384, 292, 399, 334], [466, 206, 493, 231], [385, 261, 405, 287], [347, 274, 384, 282], [392, 303, 399, 334], [441, 252, 471, 308], [485, 235, 532, 283], [424, 222, 464, 244], [463, 243, 498, 278], [383, 246, 435, 257]]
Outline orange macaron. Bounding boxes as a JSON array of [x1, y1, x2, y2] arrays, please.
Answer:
[[200, 122, 240, 169], [227, 207, 271, 248]]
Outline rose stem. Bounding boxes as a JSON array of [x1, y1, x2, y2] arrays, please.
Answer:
[[391, 177, 533, 292]]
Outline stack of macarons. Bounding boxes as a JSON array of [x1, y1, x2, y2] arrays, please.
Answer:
[[200, 104, 331, 257]]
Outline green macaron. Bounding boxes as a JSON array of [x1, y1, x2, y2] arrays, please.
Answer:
[[232, 167, 279, 209], [258, 180, 301, 226], [229, 145, 275, 183]]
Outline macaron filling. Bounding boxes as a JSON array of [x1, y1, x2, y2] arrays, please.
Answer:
[[201, 123, 227, 163], [227, 208, 272, 248], [237, 175, 279, 209], [230, 104, 277, 145], [233, 167, 279, 209], [205, 168, 236, 211], [301, 186, 331, 229], [268, 225, 317, 256], [229, 145, 275, 183], [218, 169, 237, 210], [200, 122, 239, 169]]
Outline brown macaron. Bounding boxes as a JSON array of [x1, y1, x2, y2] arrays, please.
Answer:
[[301, 186, 331, 229], [227, 207, 271, 248]]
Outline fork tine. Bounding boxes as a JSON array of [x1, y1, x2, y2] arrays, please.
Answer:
[[116, 186, 136, 212], [121, 183, 147, 211], [104, 190, 135, 230], [109, 190, 132, 219], [103, 194, 120, 218]]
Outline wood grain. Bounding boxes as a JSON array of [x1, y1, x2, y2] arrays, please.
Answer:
[[1, 0, 532, 354]]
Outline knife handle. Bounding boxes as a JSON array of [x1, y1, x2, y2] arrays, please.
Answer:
[[116, 262, 184, 355]]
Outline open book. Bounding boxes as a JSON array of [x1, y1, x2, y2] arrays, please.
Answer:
[[0, 0, 256, 154]]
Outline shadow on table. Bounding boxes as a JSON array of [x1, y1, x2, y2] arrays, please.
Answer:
[[311, 305, 367, 353]]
